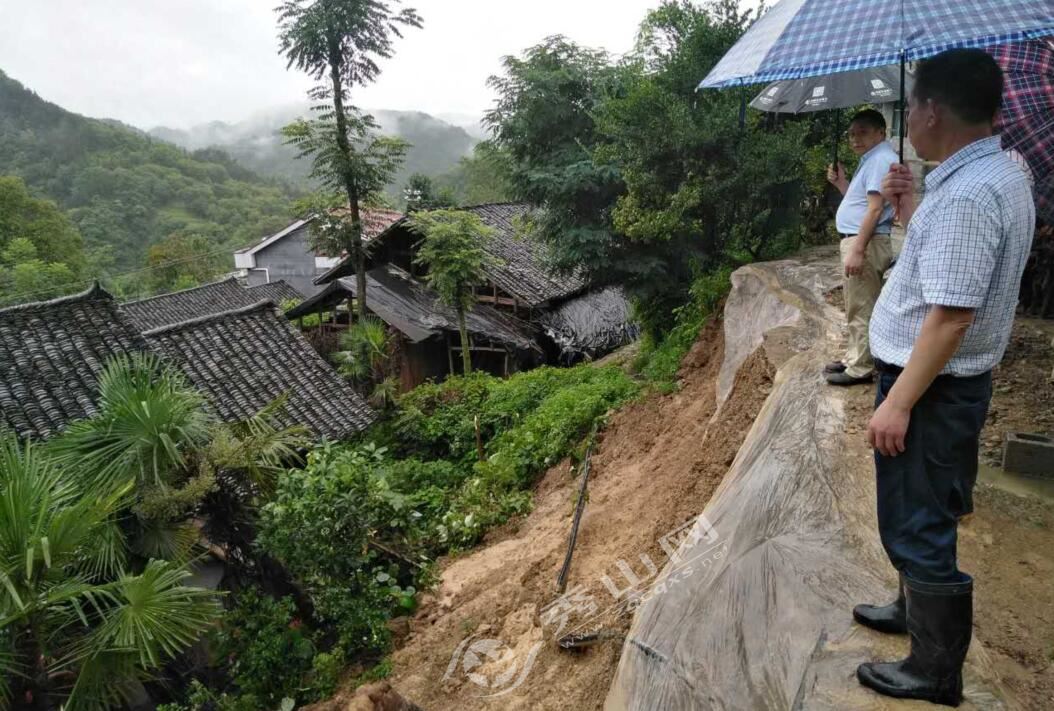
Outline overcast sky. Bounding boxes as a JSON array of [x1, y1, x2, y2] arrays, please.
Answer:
[[0, 0, 707, 130]]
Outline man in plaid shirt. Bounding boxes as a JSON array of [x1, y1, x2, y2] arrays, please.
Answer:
[[852, 50, 1034, 707]]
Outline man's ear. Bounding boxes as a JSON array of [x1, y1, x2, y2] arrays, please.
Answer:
[[926, 100, 941, 129]]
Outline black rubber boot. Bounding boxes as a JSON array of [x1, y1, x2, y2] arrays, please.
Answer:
[[853, 575, 906, 634], [857, 574, 973, 707]]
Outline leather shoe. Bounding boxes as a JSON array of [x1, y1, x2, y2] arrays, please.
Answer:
[[825, 371, 873, 386]]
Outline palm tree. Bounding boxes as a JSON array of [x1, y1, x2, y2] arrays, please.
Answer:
[[0, 436, 219, 710], [48, 353, 212, 493]]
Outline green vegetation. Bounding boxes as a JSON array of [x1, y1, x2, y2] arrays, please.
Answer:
[[633, 267, 732, 391], [409, 209, 495, 374], [484, 0, 834, 337], [0, 70, 296, 290], [0, 177, 84, 304]]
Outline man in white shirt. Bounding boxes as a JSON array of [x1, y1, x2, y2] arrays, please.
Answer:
[[825, 109, 900, 385]]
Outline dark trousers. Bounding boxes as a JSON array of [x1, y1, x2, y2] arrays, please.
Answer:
[[874, 363, 992, 583]]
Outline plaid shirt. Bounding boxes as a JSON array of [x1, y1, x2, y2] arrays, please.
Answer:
[[870, 136, 1035, 376]]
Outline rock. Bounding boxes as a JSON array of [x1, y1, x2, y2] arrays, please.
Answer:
[[344, 682, 424, 711]]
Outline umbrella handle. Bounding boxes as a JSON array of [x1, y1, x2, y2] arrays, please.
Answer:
[[898, 53, 906, 163]]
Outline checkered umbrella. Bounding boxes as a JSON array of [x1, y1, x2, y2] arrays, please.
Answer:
[[991, 39, 1054, 191], [699, 0, 1054, 89]]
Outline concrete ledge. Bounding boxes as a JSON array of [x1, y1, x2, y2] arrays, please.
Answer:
[[1003, 432, 1054, 480]]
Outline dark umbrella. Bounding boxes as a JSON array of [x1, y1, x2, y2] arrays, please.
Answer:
[[750, 65, 907, 114], [750, 65, 911, 167]]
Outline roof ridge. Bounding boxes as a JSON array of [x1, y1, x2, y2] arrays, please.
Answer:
[[142, 299, 276, 337], [0, 281, 113, 316], [456, 201, 527, 211], [122, 276, 241, 307]]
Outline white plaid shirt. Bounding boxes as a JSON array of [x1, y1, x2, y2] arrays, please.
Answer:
[[870, 136, 1035, 376]]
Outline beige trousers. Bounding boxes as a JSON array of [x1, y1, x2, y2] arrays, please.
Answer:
[[840, 234, 894, 378]]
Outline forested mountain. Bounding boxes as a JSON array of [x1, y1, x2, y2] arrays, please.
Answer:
[[0, 69, 297, 282], [150, 105, 478, 200]]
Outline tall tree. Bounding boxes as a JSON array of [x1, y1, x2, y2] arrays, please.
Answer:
[[484, 37, 625, 278], [277, 0, 422, 318], [408, 210, 493, 375]]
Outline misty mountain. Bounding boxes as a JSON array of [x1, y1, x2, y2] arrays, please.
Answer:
[[0, 68, 296, 274], [149, 105, 480, 198]]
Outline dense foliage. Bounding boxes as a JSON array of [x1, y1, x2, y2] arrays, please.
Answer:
[[409, 209, 494, 374], [0, 176, 85, 304], [484, 0, 837, 336], [0, 70, 296, 289]]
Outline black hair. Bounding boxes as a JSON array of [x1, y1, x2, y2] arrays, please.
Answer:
[[849, 108, 886, 132], [912, 49, 1004, 124]]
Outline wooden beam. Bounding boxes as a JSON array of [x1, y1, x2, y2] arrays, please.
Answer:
[[476, 295, 519, 307], [450, 345, 509, 354]]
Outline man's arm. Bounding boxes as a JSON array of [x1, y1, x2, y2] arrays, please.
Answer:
[[844, 192, 886, 277], [868, 305, 975, 456]]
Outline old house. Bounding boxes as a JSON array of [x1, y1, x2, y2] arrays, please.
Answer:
[[310, 202, 638, 384], [143, 300, 374, 439], [234, 208, 402, 297], [286, 264, 543, 391], [0, 283, 373, 441]]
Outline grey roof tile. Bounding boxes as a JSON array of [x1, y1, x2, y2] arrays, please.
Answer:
[[246, 280, 304, 305], [144, 301, 374, 440], [121, 277, 258, 331], [0, 284, 148, 440]]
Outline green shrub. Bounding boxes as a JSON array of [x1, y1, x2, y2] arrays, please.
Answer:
[[211, 594, 315, 706], [257, 443, 422, 656], [634, 267, 732, 390]]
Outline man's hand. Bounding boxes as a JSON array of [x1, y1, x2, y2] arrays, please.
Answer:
[[868, 397, 910, 456], [881, 162, 915, 224], [845, 241, 866, 277], [827, 163, 849, 194]]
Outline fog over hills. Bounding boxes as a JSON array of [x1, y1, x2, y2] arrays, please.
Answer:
[[149, 105, 481, 195]]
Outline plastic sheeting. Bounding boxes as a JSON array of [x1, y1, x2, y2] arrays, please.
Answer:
[[606, 249, 1010, 711], [540, 286, 639, 362]]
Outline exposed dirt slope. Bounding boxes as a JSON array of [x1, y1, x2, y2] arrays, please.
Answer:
[[362, 315, 775, 710], [315, 248, 1054, 711]]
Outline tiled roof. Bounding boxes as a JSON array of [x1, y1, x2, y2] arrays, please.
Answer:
[[121, 277, 258, 332], [143, 301, 374, 440], [0, 284, 149, 440], [0, 285, 373, 442], [246, 280, 304, 305], [287, 266, 540, 351], [316, 203, 588, 307], [464, 203, 588, 306]]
